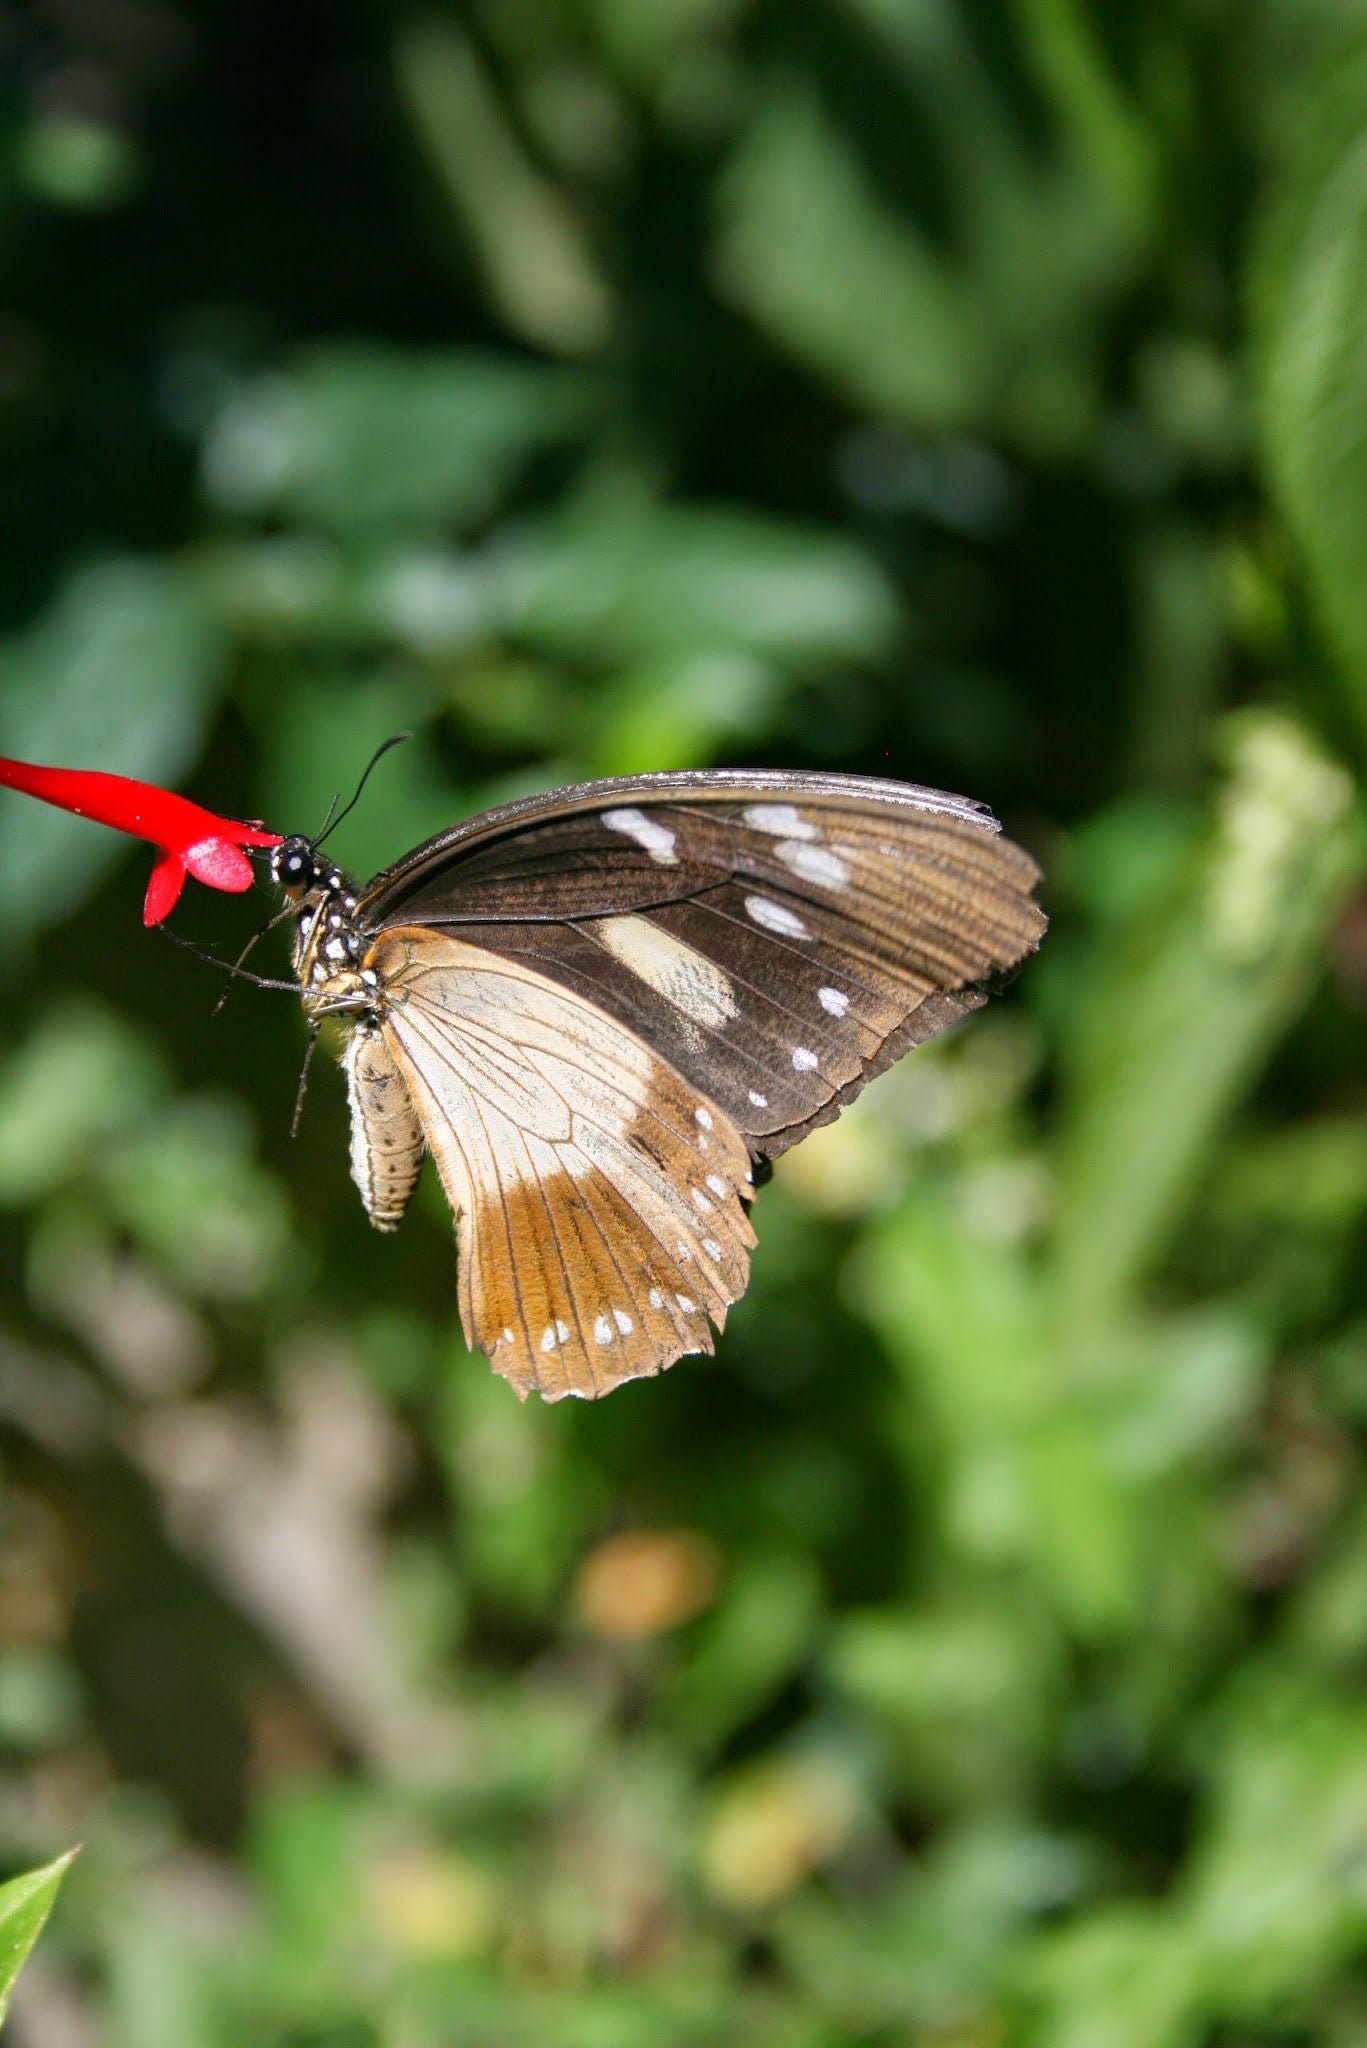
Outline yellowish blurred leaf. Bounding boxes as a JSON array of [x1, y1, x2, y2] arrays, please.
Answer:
[[701, 1756, 858, 1909]]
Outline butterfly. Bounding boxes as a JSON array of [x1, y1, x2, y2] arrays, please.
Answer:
[[268, 769, 1045, 1401]]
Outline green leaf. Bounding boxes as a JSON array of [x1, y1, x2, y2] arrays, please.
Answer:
[[826, 1596, 1061, 1805], [0, 1849, 78, 2024], [586, 649, 783, 774], [202, 348, 594, 539], [394, 19, 613, 356], [1184, 1685, 1367, 2013], [1254, 30, 1367, 742], [717, 0, 1149, 446], [662, 1552, 822, 1752], [0, 1003, 166, 1209], [99, 1096, 293, 1304], [1051, 713, 1360, 1327], [716, 82, 983, 432], [500, 501, 899, 668]]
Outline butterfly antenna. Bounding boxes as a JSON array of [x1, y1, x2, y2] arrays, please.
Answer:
[[212, 903, 299, 1016], [314, 788, 342, 843], [314, 731, 413, 848], [291, 1024, 321, 1137]]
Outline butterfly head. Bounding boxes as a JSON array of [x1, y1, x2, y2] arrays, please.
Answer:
[[270, 835, 329, 900], [268, 836, 375, 1018]]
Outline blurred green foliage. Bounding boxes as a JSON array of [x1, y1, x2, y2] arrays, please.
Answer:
[[0, 3, 1364, 2045]]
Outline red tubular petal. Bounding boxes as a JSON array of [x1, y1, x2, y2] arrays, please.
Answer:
[[1, 753, 285, 923], [183, 837, 257, 893], [0, 755, 283, 856], [143, 851, 188, 926]]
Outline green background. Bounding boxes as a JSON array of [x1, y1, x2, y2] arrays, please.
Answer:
[[1, 3, 1364, 2043]]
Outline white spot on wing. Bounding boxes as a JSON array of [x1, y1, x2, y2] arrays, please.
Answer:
[[748, 1090, 768, 1108], [613, 1308, 634, 1335], [742, 802, 818, 840], [691, 1186, 713, 1212], [744, 894, 810, 940], [541, 1320, 571, 1352], [594, 1313, 614, 1345], [649, 1288, 664, 1308], [705, 1173, 728, 1198], [597, 916, 738, 1028], [819, 986, 849, 1016], [778, 840, 850, 888], [793, 1046, 819, 1072], [602, 807, 678, 864], [694, 1106, 713, 1130], [702, 1239, 722, 1261], [677, 1294, 696, 1314]]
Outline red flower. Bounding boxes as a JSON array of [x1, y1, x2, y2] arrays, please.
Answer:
[[0, 754, 283, 925]]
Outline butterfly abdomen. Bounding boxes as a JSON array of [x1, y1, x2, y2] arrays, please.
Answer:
[[343, 1026, 424, 1231]]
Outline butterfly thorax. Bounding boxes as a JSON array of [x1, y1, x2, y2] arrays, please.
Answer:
[[270, 837, 380, 1022]]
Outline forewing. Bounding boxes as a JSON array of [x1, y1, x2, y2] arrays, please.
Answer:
[[360, 773, 1045, 1157], [369, 928, 756, 1401]]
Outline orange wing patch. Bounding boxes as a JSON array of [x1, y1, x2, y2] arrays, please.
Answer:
[[367, 928, 756, 1399]]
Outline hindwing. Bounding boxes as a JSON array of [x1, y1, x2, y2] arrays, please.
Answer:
[[368, 928, 757, 1400]]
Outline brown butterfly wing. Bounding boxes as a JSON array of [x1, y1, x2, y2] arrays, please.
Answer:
[[359, 773, 1045, 1159], [368, 927, 756, 1400]]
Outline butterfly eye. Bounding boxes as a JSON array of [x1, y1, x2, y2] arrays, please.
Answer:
[[273, 838, 315, 887]]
